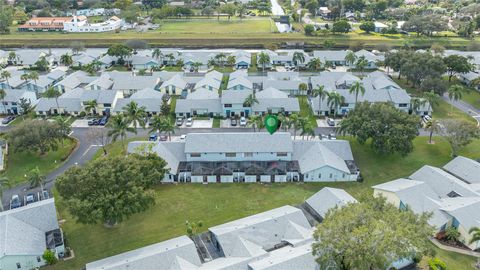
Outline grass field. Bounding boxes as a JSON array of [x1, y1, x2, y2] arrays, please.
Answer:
[[1, 138, 77, 185], [298, 96, 318, 127], [461, 88, 480, 110], [48, 136, 480, 270], [432, 99, 477, 124], [158, 19, 275, 34]]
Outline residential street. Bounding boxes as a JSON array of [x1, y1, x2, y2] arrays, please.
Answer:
[[442, 93, 480, 126]]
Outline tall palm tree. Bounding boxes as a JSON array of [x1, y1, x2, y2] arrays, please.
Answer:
[[43, 86, 62, 114], [423, 90, 440, 113], [107, 114, 136, 148], [165, 53, 175, 66], [0, 89, 6, 115], [191, 62, 202, 72], [289, 113, 300, 139], [215, 53, 227, 68], [227, 55, 236, 67], [0, 177, 10, 211], [247, 114, 263, 132], [28, 167, 46, 192], [349, 81, 365, 104], [152, 48, 163, 64], [84, 99, 98, 116], [307, 57, 322, 71], [411, 97, 426, 114], [257, 52, 270, 73], [207, 58, 216, 68], [243, 93, 258, 107], [299, 118, 315, 140], [149, 115, 162, 135], [292, 52, 305, 71], [123, 101, 147, 129], [312, 85, 327, 116], [20, 73, 29, 86], [28, 71, 40, 96], [8, 51, 18, 65], [55, 116, 72, 138], [344, 50, 357, 67], [355, 56, 368, 75], [327, 91, 345, 118], [159, 116, 176, 141], [60, 53, 73, 67], [468, 227, 480, 268], [1, 70, 11, 89], [424, 119, 441, 144], [447, 85, 464, 114]]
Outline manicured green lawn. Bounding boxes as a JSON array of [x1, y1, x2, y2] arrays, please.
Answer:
[[2, 138, 77, 185], [420, 245, 478, 270], [157, 19, 274, 34], [432, 99, 477, 124], [461, 88, 480, 110], [213, 118, 221, 128], [50, 136, 480, 270], [298, 96, 318, 127]]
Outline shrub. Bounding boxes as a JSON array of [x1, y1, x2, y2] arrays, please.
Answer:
[[42, 249, 57, 265], [445, 226, 461, 243], [304, 24, 315, 36], [428, 257, 446, 270], [79, 111, 86, 118]]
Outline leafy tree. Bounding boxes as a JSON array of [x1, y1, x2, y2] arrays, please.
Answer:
[[307, 57, 322, 71], [28, 167, 46, 191], [35, 56, 50, 72], [339, 102, 420, 156], [56, 154, 167, 226], [7, 119, 64, 154], [420, 77, 447, 96], [243, 93, 258, 107], [344, 50, 357, 66], [0, 177, 10, 211], [160, 97, 170, 116], [447, 85, 465, 114], [469, 227, 480, 269], [327, 91, 345, 118], [60, 53, 73, 67], [293, 52, 305, 71], [331, 20, 351, 33], [107, 114, 136, 147], [445, 226, 461, 243], [42, 249, 58, 265], [114, 0, 133, 10], [202, 6, 214, 18], [70, 41, 85, 55], [123, 101, 147, 129], [8, 51, 18, 65], [359, 21, 375, 33], [185, 220, 203, 237], [443, 55, 474, 82], [107, 44, 133, 62], [0, 5, 13, 34], [424, 119, 441, 144], [312, 85, 327, 116], [87, 127, 111, 156], [304, 24, 315, 36], [43, 86, 62, 113], [349, 81, 365, 104], [0, 89, 5, 114], [305, 0, 319, 16], [125, 40, 149, 53], [312, 196, 434, 270], [402, 15, 447, 36], [323, 39, 336, 49], [19, 98, 32, 119], [403, 53, 446, 87], [257, 52, 270, 72], [218, 3, 237, 20], [142, 0, 166, 8], [440, 120, 479, 156], [1, 70, 11, 88]]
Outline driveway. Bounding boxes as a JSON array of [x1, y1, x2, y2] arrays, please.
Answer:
[[71, 119, 91, 128], [317, 118, 339, 128], [184, 119, 213, 128]]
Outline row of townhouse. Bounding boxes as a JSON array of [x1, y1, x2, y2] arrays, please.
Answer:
[[128, 132, 360, 183], [86, 187, 411, 270], [373, 156, 480, 250], [0, 199, 65, 270], [0, 69, 66, 93]]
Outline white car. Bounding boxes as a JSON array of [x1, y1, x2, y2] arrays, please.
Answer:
[[185, 118, 193, 127], [240, 117, 247, 126], [180, 134, 187, 140]]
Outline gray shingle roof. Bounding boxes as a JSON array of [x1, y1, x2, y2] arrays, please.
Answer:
[[221, 89, 252, 104], [305, 187, 357, 218], [293, 141, 351, 174], [443, 156, 480, 184]]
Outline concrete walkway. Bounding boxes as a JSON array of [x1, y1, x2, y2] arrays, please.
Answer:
[[430, 238, 480, 258]]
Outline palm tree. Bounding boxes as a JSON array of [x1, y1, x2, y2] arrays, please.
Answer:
[[307, 58, 322, 71], [152, 48, 163, 64], [191, 62, 202, 72], [410, 97, 426, 114], [0, 177, 10, 211], [0, 89, 6, 115], [298, 83, 308, 95], [424, 119, 441, 144], [227, 55, 236, 67], [123, 101, 147, 129], [327, 91, 345, 118], [84, 100, 98, 116], [60, 53, 73, 67], [28, 71, 39, 96], [423, 90, 440, 113], [248, 115, 263, 132], [312, 85, 328, 116], [207, 58, 216, 68], [28, 167, 46, 192], [215, 53, 227, 68], [292, 52, 305, 71], [344, 50, 357, 67], [289, 113, 300, 139], [107, 114, 136, 148], [55, 116, 72, 138], [20, 73, 29, 86], [355, 56, 368, 75], [8, 51, 18, 65], [165, 53, 175, 66], [43, 86, 62, 114], [1, 70, 11, 89], [468, 227, 480, 269], [299, 118, 315, 139], [243, 93, 258, 107], [159, 116, 176, 141], [257, 52, 270, 73], [149, 115, 162, 135], [349, 81, 365, 104], [447, 85, 464, 115]]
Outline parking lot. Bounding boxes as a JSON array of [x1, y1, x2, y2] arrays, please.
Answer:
[[220, 119, 247, 128], [178, 119, 213, 128], [317, 118, 340, 128], [71, 119, 93, 128]]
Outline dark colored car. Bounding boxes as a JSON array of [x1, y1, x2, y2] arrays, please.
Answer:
[[99, 116, 109, 126], [149, 134, 158, 141], [2, 116, 15, 125], [88, 118, 99, 126], [159, 135, 168, 141], [42, 190, 50, 200], [231, 118, 237, 126], [10, 195, 21, 209], [26, 193, 35, 205]]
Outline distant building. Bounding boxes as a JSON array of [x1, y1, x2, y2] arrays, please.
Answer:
[[18, 16, 123, 33], [18, 17, 74, 32]]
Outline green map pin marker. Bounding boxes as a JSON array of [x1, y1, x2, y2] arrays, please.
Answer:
[[265, 115, 279, 135]]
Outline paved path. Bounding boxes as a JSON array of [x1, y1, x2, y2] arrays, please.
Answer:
[[442, 93, 480, 126], [430, 238, 480, 258]]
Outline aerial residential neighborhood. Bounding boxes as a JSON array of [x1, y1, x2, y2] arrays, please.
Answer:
[[1, 0, 480, 270]]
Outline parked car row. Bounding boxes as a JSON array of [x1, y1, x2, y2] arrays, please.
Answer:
[[10, 190, 50, 210], [1, 115, 15, 125], [88, 116, 109, 126]]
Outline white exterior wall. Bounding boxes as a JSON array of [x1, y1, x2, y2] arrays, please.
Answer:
[[186, 152, 291, 162], [191, 176, 203, 183], [245, 175, 257, 182], [221, 175, 234, 183], [260, 175, 271, 182], [0, 255, 46, 270], [207, 175, 217, 183], [275, 175, 287, 182], [373, 189, 401, 208], [63, 18, 123, 33], [303, 166, 355, 182]]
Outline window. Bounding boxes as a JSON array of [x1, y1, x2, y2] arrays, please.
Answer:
[[224, 104, 232, 108], [11, 102, 17, 106], [104, 103, 111, 107], [305, 174, 309, 179], [225, 153, 236, 157], [329, 173, 333, 178], [37, 256, 41, 262], [190, 153, 201, 158], [318, 173, 321, 178], [399, 103, 408, 107], [17, 263, 21, 269], [244, 152, 253, 157], [277, 152, 288, 157]]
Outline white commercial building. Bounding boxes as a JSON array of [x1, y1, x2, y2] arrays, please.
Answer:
[[63, 16, 123, 33]]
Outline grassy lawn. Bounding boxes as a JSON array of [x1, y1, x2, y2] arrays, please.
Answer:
[[212, 118, 221, 128], [432, 99, 477, 124], [106, 65, 129, 72], [162, 66, 183, 72], [157, 18, 275, 35], [298, 96, 318, 127], [249, 53, 258, 72], [461, 88, 480, 110], [49, 136, 480, 270], [2, 138, 77, 185], [214, 66, 235, 73]]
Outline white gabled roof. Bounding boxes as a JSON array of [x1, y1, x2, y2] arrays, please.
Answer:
[[305, 188, 357, 218], [247, 242, 317, 270], [293, 141, 352, 174]]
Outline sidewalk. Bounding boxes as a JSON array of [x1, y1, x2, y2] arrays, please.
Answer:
[[430, 238, 480, 258]]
